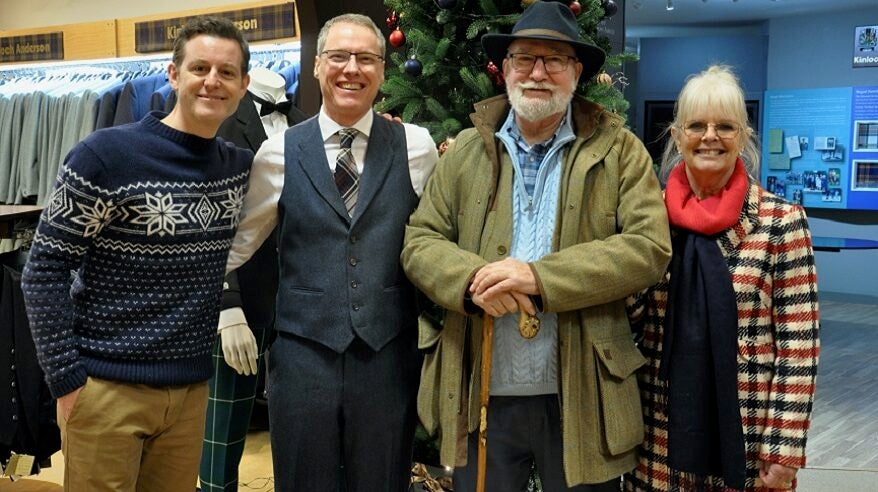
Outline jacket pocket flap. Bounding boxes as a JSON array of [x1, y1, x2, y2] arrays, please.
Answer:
[[593, 336, 646, 380]]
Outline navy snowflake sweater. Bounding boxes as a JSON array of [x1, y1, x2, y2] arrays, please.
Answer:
[[21, 111, 253, 398]]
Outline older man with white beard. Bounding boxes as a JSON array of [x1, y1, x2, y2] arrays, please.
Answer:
[[400, 2, 671, 491]]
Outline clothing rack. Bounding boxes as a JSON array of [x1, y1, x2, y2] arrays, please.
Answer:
[[0, 42, 300, 97], [0, 42, 302, 209], [0, 42, 300, 78]]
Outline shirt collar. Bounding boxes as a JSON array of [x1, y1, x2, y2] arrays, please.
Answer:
[[318, 107, 373, 143], [498, 106, 574, 151]]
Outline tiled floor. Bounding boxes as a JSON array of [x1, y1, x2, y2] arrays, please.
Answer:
[[804, 295, 878, 470]]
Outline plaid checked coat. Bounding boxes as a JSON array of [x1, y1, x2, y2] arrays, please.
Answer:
[[624, 183, 820, 492]]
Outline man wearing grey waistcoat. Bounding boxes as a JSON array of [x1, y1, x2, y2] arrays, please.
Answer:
[[226, 13, 437, 492]]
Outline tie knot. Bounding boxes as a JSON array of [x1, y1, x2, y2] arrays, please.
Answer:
[[338, 128, 357, 149]]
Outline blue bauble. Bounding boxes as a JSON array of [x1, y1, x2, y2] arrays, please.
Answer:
[[404, 58, 423, 76]]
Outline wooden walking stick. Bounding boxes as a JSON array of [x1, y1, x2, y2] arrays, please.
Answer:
[[476, 313, 494, 492]]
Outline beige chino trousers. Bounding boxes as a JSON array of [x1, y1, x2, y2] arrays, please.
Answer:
[[58, 376, 208, 492]]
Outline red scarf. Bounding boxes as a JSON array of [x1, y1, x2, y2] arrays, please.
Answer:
[[664, 159, 748, 235]]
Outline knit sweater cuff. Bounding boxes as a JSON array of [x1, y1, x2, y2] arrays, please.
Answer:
[[49, 366, 88, 399]]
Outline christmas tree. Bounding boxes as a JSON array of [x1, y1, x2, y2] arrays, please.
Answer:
[[378, 0, 633, 145]]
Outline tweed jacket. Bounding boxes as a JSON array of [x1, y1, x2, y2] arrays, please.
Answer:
[[624, 183, 820, 492], [401, 94, 672, 486]]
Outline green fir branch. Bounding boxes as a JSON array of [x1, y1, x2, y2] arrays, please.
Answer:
[[402, 98, 426, 122]]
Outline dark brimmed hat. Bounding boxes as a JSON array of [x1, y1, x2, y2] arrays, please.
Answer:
[[481, 1, 606, 81]]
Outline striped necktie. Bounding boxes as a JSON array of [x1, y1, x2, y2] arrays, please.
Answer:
[[334, 128, 359, 216]]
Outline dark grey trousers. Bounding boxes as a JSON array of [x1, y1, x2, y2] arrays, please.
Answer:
[[453, 395, 621, 492], [267, 331, 420, 492]]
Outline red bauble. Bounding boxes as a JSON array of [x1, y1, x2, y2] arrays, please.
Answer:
[[389, 28, 406, 48], [386, 11, 399, 29], [569, 1, 582, 16], [486, 61, 504, 85]]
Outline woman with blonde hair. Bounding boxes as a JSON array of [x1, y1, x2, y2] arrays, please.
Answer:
[[624, 65, 820, 491]]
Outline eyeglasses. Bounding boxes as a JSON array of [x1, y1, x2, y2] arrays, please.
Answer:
[[321, 50, 384, 67], [682, 121, 741, 140], [506, 53, 577, 74]]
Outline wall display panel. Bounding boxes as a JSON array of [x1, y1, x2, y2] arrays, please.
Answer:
[[762, 86, 878, 211]]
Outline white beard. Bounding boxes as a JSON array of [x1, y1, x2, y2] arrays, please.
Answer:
[[507, 81, 573, 122]]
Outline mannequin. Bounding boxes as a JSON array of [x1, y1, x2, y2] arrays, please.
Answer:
[[199, 66, 306, 492], [218, 66, 287, 376], [248, 66, 286, 100]]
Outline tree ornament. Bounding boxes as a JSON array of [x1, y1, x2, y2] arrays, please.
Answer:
[[569, 1, 582, 16], [601, 0, 618, 18], [597, 71, 613, 86], [385, 10, 399, 29], [435, 0, 457, 9], [404, 57, 423, 76], [436, 8, 452, 24], [486, 61, 504, 86], [389, 28, 406, 48]]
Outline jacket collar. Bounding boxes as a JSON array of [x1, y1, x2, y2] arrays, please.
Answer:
[[718, 181, 761, 253], [468, 93, 608, 210]]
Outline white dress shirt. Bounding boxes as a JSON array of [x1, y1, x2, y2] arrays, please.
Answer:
[[226, 107, 438, 273]]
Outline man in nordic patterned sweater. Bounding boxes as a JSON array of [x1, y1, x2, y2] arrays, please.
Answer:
[[20, 17, 252, 492]]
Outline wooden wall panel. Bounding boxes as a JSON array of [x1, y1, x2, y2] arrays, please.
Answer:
[[0, 20, 117, 63], [116, 0, 298, 57], [0, 0, 297, 66]]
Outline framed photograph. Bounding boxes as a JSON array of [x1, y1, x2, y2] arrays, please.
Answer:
[[803, 171, 821, 192], [814, 136, 836, 151], [822, 188, 843, 202], [828, 168, 841, 186], [767, 176, 777, 193], [774, 181, 786, 198], [785, 171, 803, 185], [851, 160, 878, 191], [854, 120, 878, 151], [853, 25, 878, 68], [791, 189, 803, 205], [822, 145, 845, 162]]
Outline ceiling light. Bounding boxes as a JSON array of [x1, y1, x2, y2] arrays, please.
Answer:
[[666, 0, 674, 11]]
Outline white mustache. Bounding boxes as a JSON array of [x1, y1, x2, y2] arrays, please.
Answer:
[[516, 82, 554, 91]]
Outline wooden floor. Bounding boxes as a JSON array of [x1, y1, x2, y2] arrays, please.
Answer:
[[0, 431, 274, 491], [4, 293, 877, 489]]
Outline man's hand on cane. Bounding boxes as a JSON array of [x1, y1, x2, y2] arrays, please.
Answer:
[[470, 259, 537, 317]]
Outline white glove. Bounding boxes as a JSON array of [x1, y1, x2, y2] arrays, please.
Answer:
[[220, 323, 258, 376]]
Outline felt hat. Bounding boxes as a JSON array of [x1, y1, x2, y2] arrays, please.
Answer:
[[481, 1, 606, 81]]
